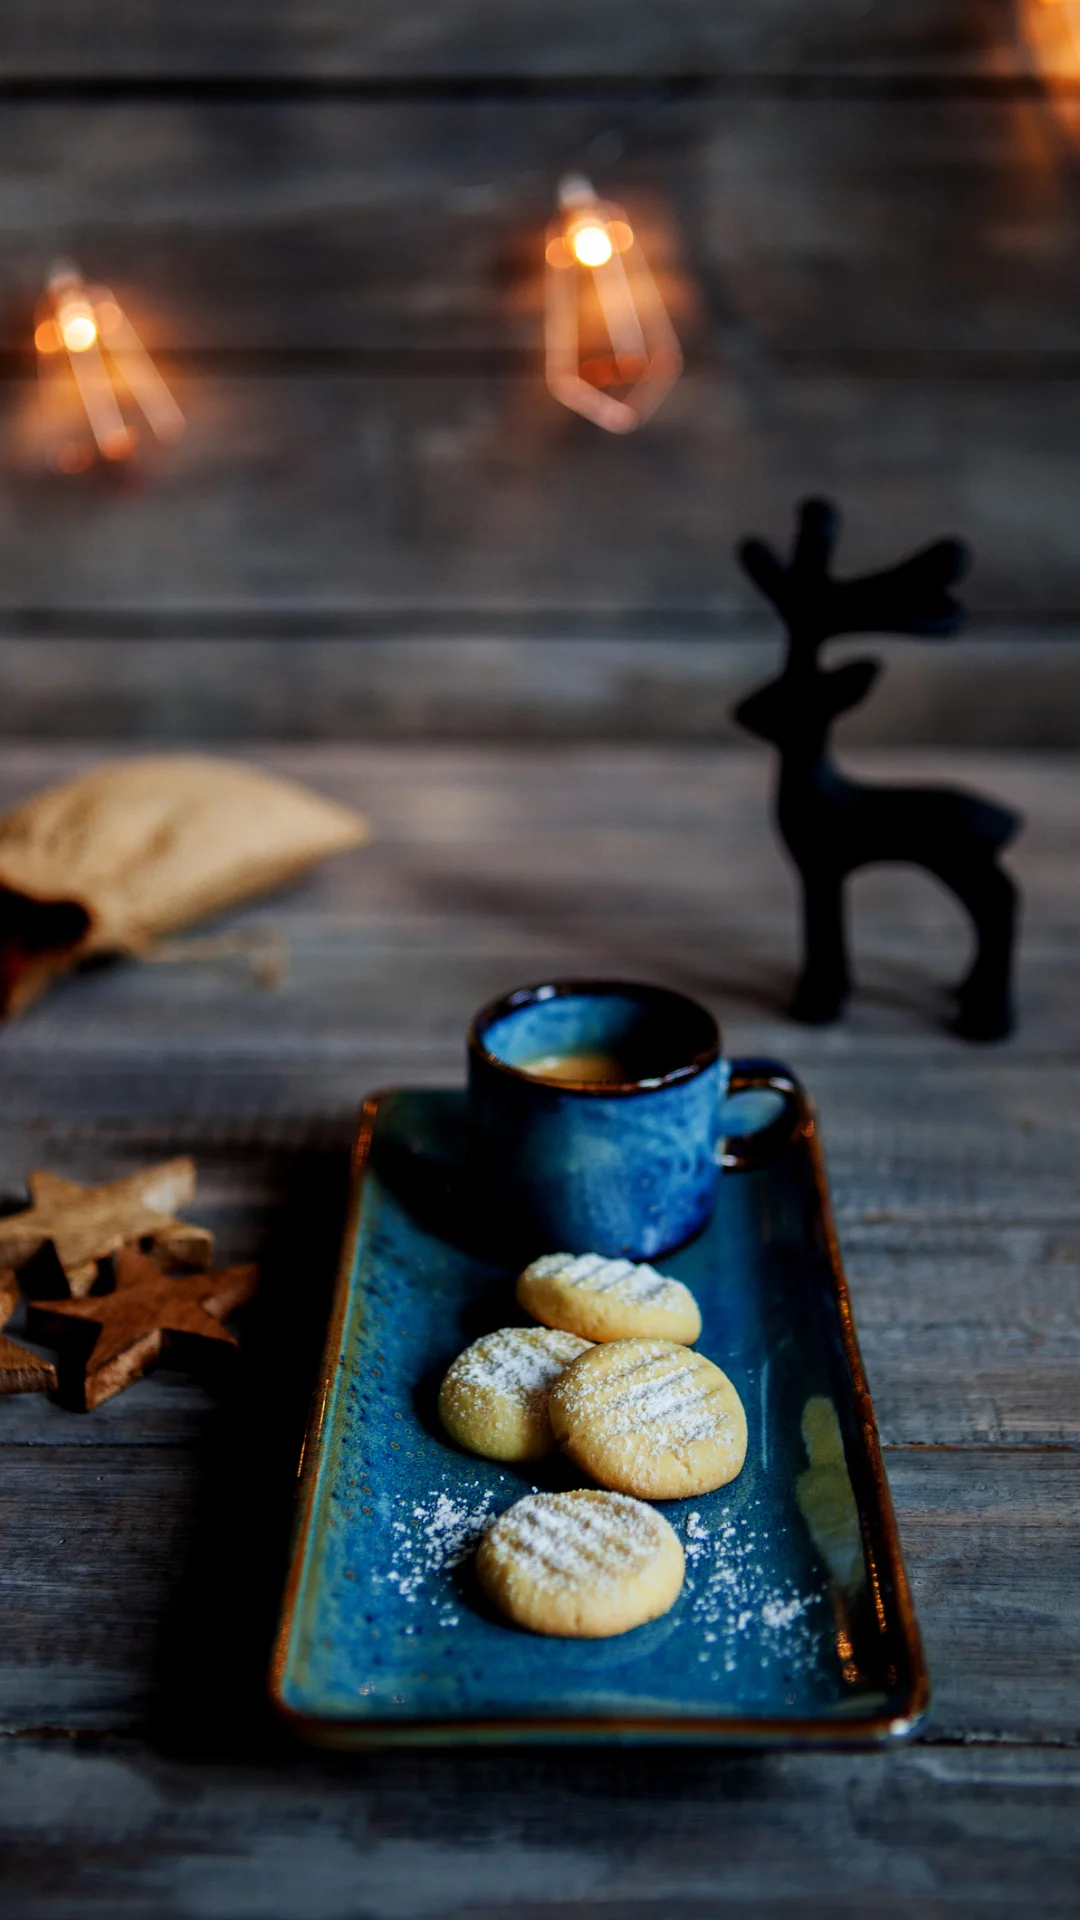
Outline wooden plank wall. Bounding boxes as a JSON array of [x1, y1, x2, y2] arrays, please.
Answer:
[[2, 2, 1079, 739]]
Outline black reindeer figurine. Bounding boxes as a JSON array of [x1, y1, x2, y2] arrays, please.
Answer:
[[734, 498, 1021, 1041]]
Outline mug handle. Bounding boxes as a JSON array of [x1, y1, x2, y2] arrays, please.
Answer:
[[719, 1057, 807, 1173]]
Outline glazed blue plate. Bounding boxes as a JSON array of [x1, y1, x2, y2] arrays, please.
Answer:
[[271, 1066, 928, 1745]]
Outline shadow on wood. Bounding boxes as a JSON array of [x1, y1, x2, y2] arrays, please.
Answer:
[[734, 498, 1022, 1041], [148, 1140, 351, 1761]]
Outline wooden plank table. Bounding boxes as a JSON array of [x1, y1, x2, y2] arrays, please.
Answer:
[[0, 740, 1075, 1916]]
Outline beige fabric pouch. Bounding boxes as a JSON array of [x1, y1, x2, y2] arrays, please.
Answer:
[[0, 755, 368, 1014]]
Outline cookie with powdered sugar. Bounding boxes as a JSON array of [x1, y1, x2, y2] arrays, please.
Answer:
[[549, 1337, 747, 1499], [476, 1489, 685, 1637], [438, 1326, 592, 1462], [517, 1251, 702, 1345]]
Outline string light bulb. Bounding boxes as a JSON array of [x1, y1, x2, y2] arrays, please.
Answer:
[[545, 174, 682, 433], [1016, 0, 1080, 132], [35, 262, 184, 472]]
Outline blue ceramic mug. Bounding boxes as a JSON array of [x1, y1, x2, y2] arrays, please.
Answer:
[[468, 979, 758, 1260]]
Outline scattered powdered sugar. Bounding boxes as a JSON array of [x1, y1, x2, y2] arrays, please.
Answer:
[[381, 1485, 501, 1624], [680, 1502, 821, 1680], [761, 1594, 810, 1631], [445, 1326, 589, 1407], [372, 1483, 823, 1692], [484, 1491, 670, 1593], [528, 1252, 689, 1310]]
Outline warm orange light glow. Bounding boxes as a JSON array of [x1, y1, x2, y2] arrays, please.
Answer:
[[545, 174, 682, 433], [59, 309, 97, 353], [571, 222, 613, 267], [56, 442, 94, 474], [88, 282, 185, 445], [101, 425, 136, 462], [1017, 0, 1080, 92], [35, 262, 184, 470]]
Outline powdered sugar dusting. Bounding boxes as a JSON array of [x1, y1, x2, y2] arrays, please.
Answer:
[[680, 1502, 821, 1680], [373, 1485, 823, 1682], [761, 1594, 810, 1630], [484, 1490, 674, 1594], [381, 1484, 501, 1626], [445, 1326, 590, 1408], [527, 1252, 691, 1311], [367, 1481, 825, 1696], [555, 1342, 738, 1449]]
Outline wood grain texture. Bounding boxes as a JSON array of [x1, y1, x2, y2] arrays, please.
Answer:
[[0, 1738, 1074, 1918], [0, 1159, 212, 1294], [0, 1269, 57, 1394], [0, 2, 1024, 83], [0, 741, 1074, 1908], [2, 1168, 1076, 1450], [0, 634, 1079, 748], [5, 372, 1080, 621], [0, 1446, 1076, 1740], [0, 745, 1072, 1444], [1, 97, 1079, 357], [29, 1245, 257, 1408], [0, 744, 1069, 1071], [0, 0, 1076, 1890], [0, 93, 1077, 643]]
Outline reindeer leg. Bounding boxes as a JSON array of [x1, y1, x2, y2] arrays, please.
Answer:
[[791, 867, 850, 1024], [941, 858, 1018, 1042]]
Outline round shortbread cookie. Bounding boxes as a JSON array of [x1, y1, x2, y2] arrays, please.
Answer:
[[549, 1338, 747, 1498], [476, 1489, 685, 1637], [438, 1326, 592, 1461], [517, 1251, 702, 1345]]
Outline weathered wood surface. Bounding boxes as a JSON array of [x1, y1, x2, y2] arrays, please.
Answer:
[[0, 2, 1028, 83], [0, 67, 1078, 756], [0, 9, 1076, 746], [1, 90, 1080, 652], [2, 1445, 1077, 1743], [0, 1740, 1077, 1920], [0, 743, 1076, 1915], [6, 371, 1080, 621], [2, 0, 1078, 1898], [0, 633, 1079, 748], [4, 97, 1080, 357]]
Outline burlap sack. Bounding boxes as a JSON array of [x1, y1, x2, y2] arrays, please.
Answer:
[[0, 755, 368, 1015]]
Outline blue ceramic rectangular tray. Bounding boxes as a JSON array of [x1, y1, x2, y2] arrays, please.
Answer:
[[271, 1066, 928, 1745]]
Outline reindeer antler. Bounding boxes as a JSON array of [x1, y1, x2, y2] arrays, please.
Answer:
[[740, 497, 969, 647]]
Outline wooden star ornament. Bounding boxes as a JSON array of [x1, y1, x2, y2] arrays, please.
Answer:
[[29, 1246, 258, 1409], [0, 1268, 58, 1395], [0, 1157, 214, 1296]]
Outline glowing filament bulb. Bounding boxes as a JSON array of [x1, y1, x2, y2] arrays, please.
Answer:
[[571, 223, 613, 268], [58, 298, 98, 353], [34, 261, 184, 471], [545, 174, 682, 433]]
